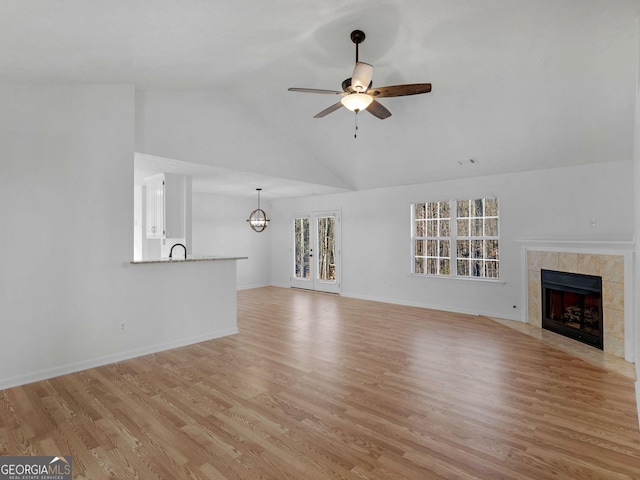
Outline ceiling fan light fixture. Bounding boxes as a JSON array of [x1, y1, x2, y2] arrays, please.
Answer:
[[341, 93, 373, 112]]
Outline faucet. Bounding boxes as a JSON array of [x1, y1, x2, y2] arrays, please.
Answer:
[[169, 243, 187, 260]]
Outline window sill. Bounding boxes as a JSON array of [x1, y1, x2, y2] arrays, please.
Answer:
[[409, 273, 505, 286]]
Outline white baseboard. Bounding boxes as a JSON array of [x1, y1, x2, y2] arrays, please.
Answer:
[[257, 285, 522, 322], [0, 327, 238, 391], [341, 291, 521, 322], [237, 282, 271, 291]]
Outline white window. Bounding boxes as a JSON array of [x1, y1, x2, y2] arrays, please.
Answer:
[[412, 197, 499, 279], [413, 201, 451, 275]]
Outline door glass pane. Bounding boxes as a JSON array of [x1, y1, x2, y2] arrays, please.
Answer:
[[293, 217, 310, 279], [317, 216, 336, 282]]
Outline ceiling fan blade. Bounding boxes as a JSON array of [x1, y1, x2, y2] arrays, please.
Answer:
[[288, 88, 343, 95], [366, 83, 432, 98], [366, 100, 392, 120], [313, 102, 344, 118], [351, 62, 373, 92]]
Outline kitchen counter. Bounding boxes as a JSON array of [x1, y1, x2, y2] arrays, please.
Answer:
[[130, 255, 247, 265], [124, 253, 243, 365]]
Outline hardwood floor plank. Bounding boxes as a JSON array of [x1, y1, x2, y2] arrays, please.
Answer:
[[1, 286, 639, 479]]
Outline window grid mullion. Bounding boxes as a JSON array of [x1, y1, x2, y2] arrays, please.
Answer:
[[449, 200, 457, 277]]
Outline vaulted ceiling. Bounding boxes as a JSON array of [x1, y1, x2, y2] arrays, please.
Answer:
[[2, 0, 639, 198]]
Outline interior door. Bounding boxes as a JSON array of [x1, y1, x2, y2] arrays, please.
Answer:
[[291, 211, 341, 293]]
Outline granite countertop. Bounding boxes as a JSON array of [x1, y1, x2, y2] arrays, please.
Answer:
[[130, 255, 247, 265]]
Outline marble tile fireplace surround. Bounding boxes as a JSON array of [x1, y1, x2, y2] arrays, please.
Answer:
[[524, 243, 634, 362]]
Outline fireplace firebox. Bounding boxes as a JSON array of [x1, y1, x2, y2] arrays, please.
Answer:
[[541, 269, 603, 349]]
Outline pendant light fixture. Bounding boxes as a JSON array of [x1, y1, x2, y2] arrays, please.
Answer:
[[247, 188, 270, 232]]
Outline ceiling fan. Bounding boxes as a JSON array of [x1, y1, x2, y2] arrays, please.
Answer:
[[288, 30, 432, 121]]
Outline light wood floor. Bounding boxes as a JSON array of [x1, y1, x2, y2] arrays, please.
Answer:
[[1, 286, 639, 479]]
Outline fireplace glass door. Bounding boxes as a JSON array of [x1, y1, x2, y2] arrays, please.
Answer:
[[541, 269, 603, 349]]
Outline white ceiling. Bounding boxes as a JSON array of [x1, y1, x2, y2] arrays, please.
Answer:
[[2, 0, 639, 198]]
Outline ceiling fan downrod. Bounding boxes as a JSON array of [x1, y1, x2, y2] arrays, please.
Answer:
[[351, 29, 366, 139], [350, 29, 365, 63]]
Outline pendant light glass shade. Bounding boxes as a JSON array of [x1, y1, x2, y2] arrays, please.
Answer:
[[340, 93, 373, 112], [247, 188, 270, 232]]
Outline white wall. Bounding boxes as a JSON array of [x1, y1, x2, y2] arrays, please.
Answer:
[[192, 192, 271, 289], [270, 161, 634, 321], [0, 85, 238, 389]]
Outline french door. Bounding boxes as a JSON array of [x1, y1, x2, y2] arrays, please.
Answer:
[[291, 211, 341, 294]]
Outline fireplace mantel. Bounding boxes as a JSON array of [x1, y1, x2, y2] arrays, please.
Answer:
[[516, 238, 635, 250], [520, 242, 634, 362]]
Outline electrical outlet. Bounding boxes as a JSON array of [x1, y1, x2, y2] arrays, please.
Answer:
[[118, 320, 127, 333]]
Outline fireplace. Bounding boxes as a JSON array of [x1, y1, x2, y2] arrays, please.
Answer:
[[541, 269, 603, 349]]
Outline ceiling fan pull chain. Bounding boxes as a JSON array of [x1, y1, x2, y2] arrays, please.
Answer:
[[354, 111, 359, 138]]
